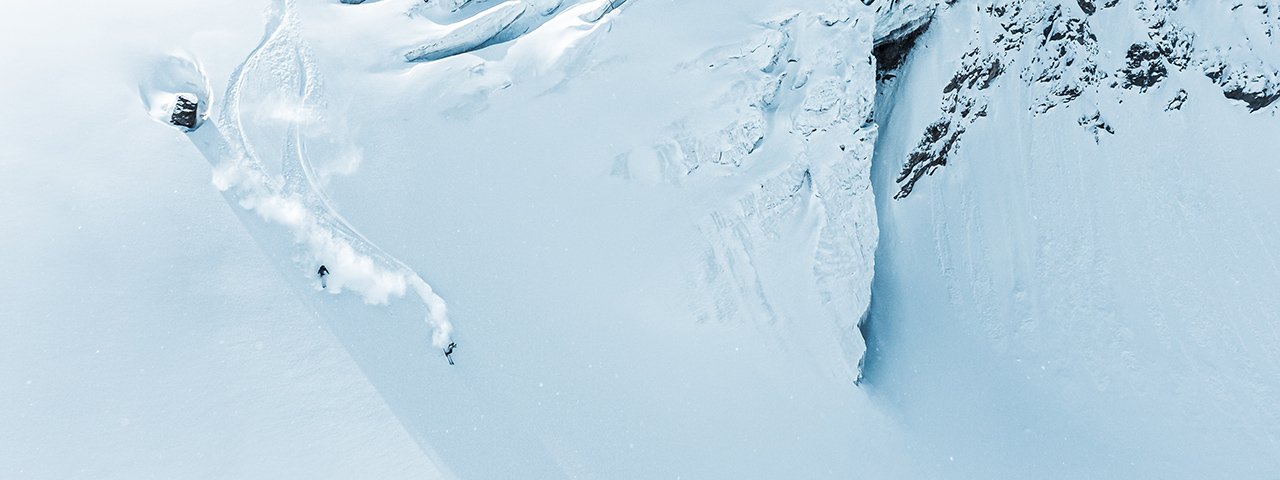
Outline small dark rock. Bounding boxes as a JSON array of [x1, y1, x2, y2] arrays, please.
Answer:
[[1165, 89, 1188, 111], [1121, 42, 1167, 90], [1077, 0, 1096, 16], [874, 18, 932, 80], [169, 93, 200, 131], [1078, 110, 1114, 143]]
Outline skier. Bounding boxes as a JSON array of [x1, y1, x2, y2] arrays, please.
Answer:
[[444, 342, 457, 365], [317, 265, 329, 288]]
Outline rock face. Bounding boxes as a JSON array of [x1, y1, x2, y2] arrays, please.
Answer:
[[169, 93, 201, 131], [870, 0, 1280, 476], [880, 0, 1280, 199]]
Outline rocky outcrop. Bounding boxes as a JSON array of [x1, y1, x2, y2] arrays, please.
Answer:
[[888, 0, 1280, 199], [170, 93, 202, 131]]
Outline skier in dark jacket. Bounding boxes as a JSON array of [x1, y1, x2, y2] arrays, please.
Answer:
[[444, 342, 457, 365], [317, 265, 329, 288]]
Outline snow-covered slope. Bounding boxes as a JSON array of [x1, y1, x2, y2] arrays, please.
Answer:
[[160, 0, 913, 477], [5, 0, 1280, 478], [0, 2, 441, 478], [867, 0, 1280, 477]]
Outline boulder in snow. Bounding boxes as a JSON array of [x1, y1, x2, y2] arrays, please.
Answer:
[[169, 93, 202, 131]]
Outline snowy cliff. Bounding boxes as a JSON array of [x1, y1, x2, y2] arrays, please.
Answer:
[[124, 0, 914, 477], [5, 0, 1280, 478]]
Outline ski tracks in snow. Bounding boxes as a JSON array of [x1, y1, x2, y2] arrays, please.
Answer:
[[177, 0, 453, 347]]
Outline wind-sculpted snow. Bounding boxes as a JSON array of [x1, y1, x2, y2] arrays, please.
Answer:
[[606, 6, 883, 381], [404, 1, 528, 62], [152, 1, 453, 348], [634, 24, 789, 178], [400, 0, 628, 63]]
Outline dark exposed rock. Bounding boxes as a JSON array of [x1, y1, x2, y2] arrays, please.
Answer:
[[874, 17, 931, 80], [944, 53, 1004, 94], [896, 119, 961, 199], [896, 46, 1000, 199], [338, 0, 366, 3], [891, 0, 1276, 200], [1202, 58, 1280, 112], [1165, 89, 1188, 111], [1077, 0, 1095, 15], [1121, 43, 1167, 90], [1152, 27, 1195, 69], [1076, 0, 1117, 15], [1026, 5, 1100, 113], [169, 93, 200, 131], [1077, 110, 1114, 142], [1223, 84, 1280, 112]]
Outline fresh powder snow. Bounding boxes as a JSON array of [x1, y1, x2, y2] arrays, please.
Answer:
[[3, 0, 1279, 478]]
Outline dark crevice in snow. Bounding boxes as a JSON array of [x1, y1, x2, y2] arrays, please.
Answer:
[[854, 302, 881, 386], [858, 5, 939, 386], [873, 14, 932, 81]]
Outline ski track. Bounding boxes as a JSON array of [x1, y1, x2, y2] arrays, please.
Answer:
[[190, 0, 453, 348]]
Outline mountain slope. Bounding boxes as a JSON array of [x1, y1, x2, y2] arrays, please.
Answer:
[[866, 0, 1280, 477], [4, 0, 1279, 478]]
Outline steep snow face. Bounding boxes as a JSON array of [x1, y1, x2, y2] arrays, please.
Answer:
[[141, 0, 942, 478], [15, 0, 1279, 477], [868, 0, 1280, 476], [0, 2, 444, 479]]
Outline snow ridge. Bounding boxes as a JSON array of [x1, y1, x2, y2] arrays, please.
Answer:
[[401, 0, 629, 63]]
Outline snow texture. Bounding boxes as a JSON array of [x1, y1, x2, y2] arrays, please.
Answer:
[[6, 0, 1280, 478]]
